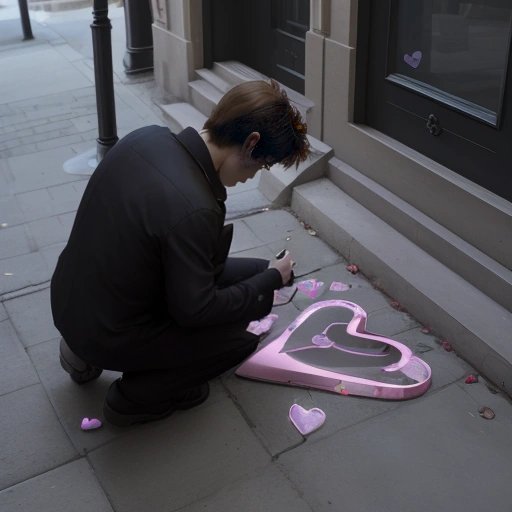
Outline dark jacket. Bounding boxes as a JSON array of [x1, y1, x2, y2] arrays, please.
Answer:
[[51, 126, 281, 359]]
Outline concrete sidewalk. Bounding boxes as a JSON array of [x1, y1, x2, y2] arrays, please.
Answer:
[[1, 4, 512, 512]]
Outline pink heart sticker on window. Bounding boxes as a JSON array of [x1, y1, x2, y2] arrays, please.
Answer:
[[404, 50, 422, 69], [289, 404, 326, 436]]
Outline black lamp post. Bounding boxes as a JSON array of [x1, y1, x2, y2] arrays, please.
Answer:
[[63, 0, 118, 175], [18, 0, 33, 40], [91, 0, 118, 161]]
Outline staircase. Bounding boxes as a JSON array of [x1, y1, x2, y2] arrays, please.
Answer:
[[158, 61, 512, 396]]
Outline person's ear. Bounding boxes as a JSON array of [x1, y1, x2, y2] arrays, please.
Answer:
[[242, 132, 261, 158]]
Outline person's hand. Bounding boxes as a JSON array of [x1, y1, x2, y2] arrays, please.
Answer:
[[268, 250, 295, 286]]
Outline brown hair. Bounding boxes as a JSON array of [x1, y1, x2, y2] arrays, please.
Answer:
[[203, 79, 310, 168]]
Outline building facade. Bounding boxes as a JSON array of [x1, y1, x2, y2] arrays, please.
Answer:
[[151, 0, 512, 393]]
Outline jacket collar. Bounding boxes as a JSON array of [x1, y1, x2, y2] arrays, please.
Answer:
[[175, 127, 227, 204]]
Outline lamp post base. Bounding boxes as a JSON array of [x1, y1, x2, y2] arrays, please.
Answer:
[[63, 148, 98, 176]]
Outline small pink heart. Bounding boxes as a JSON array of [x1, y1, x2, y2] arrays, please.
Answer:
[[81, 417, 102, 431], [289, 404, 326, 436], [329, 281, 350, 292], [404, 50, 422, 69]]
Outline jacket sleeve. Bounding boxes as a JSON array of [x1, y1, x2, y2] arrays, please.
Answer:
[[163, 209, 282, 327]]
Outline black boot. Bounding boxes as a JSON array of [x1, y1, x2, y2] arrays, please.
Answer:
[[59, 338, 103, 384], [103, 378, 210, 427]]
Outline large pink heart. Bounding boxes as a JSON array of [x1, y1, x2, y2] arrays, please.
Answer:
[[289, 404, 326, 435], [236, 300, 431, 400]]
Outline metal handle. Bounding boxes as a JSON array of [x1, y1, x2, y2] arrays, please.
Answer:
[[426, 114, 442, 136]]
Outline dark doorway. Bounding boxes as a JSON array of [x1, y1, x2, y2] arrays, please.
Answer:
[[203, 0, 310, 93], [358, 0, 512, 201]]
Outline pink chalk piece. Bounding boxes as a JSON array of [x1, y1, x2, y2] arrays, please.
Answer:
[[404, 50, 422, 68], [346, 264, 359, 274], [289, 404, 326, 436], [81, 417, 102, 431], [297, 279, 324, 298], [329, 281, 350, 292], [441, 340, 453, 352], [236, 300, 432, 400], [247, 314, 278, 336]]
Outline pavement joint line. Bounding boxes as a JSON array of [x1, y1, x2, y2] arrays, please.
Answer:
[[24, 345, 82, 459], [0, 452, 84, 493], [0, 280, 50, 302], [225, 207, 273, 221], [0, 380, 41, 401], [270, 439, 307, 461]]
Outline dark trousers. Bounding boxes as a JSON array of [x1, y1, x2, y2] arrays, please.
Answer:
[[117, 257, 269, 403]]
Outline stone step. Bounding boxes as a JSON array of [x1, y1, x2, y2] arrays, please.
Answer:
[[343, 128, 512, 271], [258, 135, 334, 205], [327, 157, 512, 312], [195, 68, 232, 94], [213, 60, 268, 85], [188, 79, 224, 117], [159, 102, 207, 132], [212, 61, 315, 119], [291, 178, 512, 395]]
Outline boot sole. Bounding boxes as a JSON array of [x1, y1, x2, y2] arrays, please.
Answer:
[[59, 338, 103, 384], [103, 383, 210, 427]]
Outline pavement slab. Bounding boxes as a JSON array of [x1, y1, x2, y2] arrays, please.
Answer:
[[177, 465, 313, 512], [0, 196, 25, 227], [27, 337, 125, 453], [0, 45, 92, 104], [278, 384, 512, 512], [0, 302, 7, 321], [0, 384, 78, 490], [0, 459, 114, 512], [0, 251, 50, 295], [0, 319, 39, 396], [4, 287, 59, 346], [28, 337, 229, 454], [291, 263, 390, 312], [268, 227, 343, 278], [0, 223, 34, 259], [243, 208, 303, 243], [230, 218, 267, 253], [88, 397, 270, 512], [40, 241, 66, 273], [27, 211, 75, 249], [364, 305, 421, 336]]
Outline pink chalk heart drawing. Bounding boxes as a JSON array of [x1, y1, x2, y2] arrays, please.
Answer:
[[329, 281, 350, 292], [297, 279, 324, 298], [289, 404, 326, 435], [247, 313, 278, 336], [404, 50, 422, 69], [81, 417, 102, 431], [236, 300, 432, 400]]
